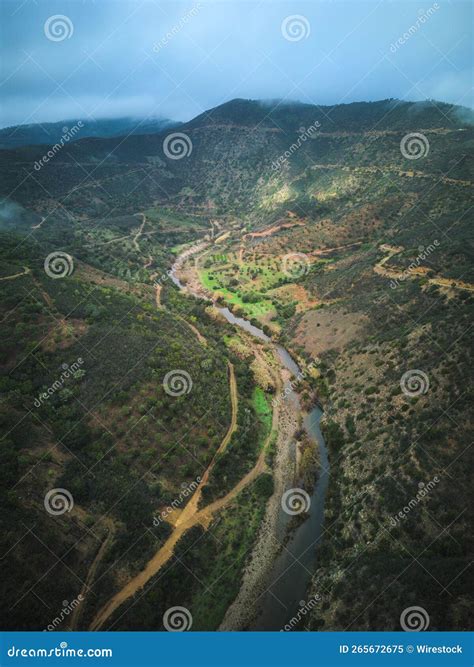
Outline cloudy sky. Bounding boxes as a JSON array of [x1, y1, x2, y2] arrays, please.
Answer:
[[1, 0, 472, 128]]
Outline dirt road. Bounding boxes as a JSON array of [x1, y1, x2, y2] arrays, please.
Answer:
[[89, 361, 244, 630], [70, 521, 115, 630], [0, 266, 30, 281], [375, 244, 474, 291], [133, 214, 146, 250]]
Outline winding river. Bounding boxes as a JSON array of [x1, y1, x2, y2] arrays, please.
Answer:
[[170, 248, 330, 630], [252, 406, 329, 630]]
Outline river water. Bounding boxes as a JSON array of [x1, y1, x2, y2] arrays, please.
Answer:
[[251, 406, 329, 630], [170, 252, 329, 630]]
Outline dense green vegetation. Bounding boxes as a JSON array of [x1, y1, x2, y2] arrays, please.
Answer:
[[0, 233, 235, 629]]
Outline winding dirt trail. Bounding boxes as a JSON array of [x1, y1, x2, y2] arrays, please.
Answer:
[[31, 217, 46, 230], [242, 220, 305, 242], [310, 163, 474, 187], [133, 214, 146, 250], [70, 521, 115, 630], [154, 285, 162, 308], [174, 361, 238, 525], [429, 277, 474, 291], [175, 314, 208, 346], [0, 266, 30, 281], [87, 234, 132, 248], [90, 451, 271, 632], [375, 244, 474, 291], [156, 284, 207, 346], [90, 361, 246, 630], [151, 267, 207, 345]]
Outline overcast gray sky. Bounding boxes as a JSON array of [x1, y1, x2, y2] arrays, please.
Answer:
[[0, 0, 472, 128]]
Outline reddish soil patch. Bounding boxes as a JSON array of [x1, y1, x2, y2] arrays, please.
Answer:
[[294, 307, 368, 356]]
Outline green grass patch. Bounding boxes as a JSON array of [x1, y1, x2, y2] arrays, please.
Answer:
[[252, 387, 272, 437], [199, 269, 275, 319]]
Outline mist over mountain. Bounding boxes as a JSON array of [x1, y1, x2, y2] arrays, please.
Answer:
[[186, 98, 474, 132], [1, 97, 472, 224], [2, 97, 472, 155], [0, 116, 180, 149]]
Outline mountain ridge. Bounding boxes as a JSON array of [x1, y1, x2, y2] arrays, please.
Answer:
[[1, 98, 472, 153], [0, 116, 181, 150]]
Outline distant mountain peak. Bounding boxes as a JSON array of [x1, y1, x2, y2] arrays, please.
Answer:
[[0, 116, 181, 150], [184, 97, 473, 133]]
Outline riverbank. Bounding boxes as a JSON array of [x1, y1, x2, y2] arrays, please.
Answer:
[[220, 366, 300, 629], [171, 243, 329, 631]]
